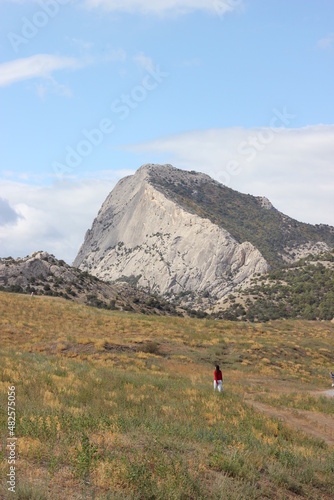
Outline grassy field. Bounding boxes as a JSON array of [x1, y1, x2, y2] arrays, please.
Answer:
[[0, 291, 334, 499]]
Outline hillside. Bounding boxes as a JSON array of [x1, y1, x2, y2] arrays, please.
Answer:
[[0, 291, 333, 499], [0, 251, 180, 316], [2, 248, 334, 323], [217, 250, 334, 322]]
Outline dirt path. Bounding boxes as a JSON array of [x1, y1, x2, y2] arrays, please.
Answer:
[[321, 389, 334, 398], [247, 399, 334, 446], [243, 382, 334, 446]]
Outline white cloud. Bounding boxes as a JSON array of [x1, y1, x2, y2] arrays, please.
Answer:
[[0, 177, 120, 263], [0, 54, 81, 87], [3, 0, 242, 16], [125, 125, 334, 226], [84, 0, 242, 16], [0, 198, 22, 226]]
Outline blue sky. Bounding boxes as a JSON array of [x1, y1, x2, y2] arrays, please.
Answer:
[[0, 0, 333, 263]]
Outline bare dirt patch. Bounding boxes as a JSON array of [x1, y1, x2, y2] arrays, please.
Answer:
[[248, 399, 334, 446]]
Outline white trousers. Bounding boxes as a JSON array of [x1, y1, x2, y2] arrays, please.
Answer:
[[214, 380, 223, 392]]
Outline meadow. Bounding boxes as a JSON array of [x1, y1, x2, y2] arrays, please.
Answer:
[[0, 291, 334, 499]]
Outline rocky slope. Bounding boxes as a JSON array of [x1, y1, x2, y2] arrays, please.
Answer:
[[0, 251, 180, 316], [147, 166, 334, 268]]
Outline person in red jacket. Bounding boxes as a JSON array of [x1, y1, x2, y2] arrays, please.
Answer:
[[214, 365, 223, 392]]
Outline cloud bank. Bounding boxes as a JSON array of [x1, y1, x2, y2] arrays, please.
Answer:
[[126, 125, 334, 226], [0, 178, 117, 263]]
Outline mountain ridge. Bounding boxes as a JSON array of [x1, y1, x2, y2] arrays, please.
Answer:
[[147, 164, 334, 268], [73, 164, 270, 299]]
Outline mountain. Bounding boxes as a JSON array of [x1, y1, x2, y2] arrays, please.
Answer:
[[73, 164, 334, 303], [0, 251, 180, 316]]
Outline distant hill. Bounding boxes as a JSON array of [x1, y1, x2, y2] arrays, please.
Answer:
[[2, 249, 334, 322], [216, 249, 334, 322], [0, 251, 181, 316]]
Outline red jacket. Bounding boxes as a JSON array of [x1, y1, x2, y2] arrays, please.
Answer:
[[214, 370, 222, 382]]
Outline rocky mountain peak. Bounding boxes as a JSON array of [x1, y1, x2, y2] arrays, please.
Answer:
[[73, 164, 334, 304]]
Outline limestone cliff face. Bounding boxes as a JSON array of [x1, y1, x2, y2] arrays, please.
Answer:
[[73, 164, 269, 298]]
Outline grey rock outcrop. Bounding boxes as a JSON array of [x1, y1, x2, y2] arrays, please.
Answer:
[[0, 251, 180, 315], [74, 164, 270, 299], [280, 242, 331, 264], [255, 196, 274, 210]]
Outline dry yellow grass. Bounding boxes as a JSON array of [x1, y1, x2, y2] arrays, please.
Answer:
[[0, 291, 334, 499]]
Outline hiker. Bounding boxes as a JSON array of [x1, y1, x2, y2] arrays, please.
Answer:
[[330, 371, 334, 388], [214, 365, 223, 392]]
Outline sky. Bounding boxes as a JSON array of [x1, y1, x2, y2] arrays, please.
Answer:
[[0, 0, 333, 264]]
